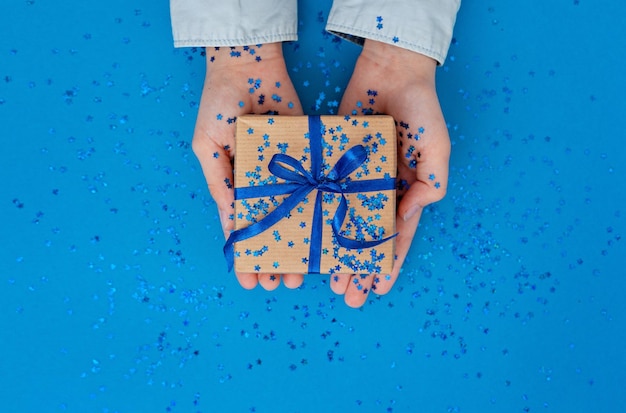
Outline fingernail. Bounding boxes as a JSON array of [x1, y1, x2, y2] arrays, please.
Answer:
[[403, 205, 420, 222]]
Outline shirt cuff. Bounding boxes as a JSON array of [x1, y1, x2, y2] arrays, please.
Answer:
[[326, 0, 461, 65], [170, 0, 298, 47]]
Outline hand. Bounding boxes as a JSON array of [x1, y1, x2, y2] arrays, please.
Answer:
[[192, 43, 304, 291], [332, 40, 451, 307]]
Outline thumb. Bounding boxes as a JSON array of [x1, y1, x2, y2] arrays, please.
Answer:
[[192, 135, 235, 239], [397, 158, 449, 222], [397, 181, 441, 222]]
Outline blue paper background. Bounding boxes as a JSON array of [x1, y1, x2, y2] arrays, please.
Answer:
[[1, 1, 624, 412]]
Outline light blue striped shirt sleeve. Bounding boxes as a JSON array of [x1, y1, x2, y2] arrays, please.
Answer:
[[170, 0, 298, 47], [326, 0, 461, 64]]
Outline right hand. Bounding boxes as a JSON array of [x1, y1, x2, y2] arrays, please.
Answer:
[[192, 43, 304, 291]]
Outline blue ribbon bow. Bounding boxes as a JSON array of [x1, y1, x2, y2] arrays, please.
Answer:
[[224, 116, 396, 274]]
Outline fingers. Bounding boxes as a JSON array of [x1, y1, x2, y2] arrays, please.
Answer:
[[330, 208, 421, 304], [257, 273, 304, 290], [397, 178, 446, 222], [235, 272, 259, 290], [257, 273, 281, 291], [396, 131, 450, 221], [344, 274, 374, 308], [377, 121, 450, 294], [235, 272, 304, 290], [373, 208, 421, 295], [330, 273, 351, 295], [330, 273, 375, 308], [282, 273, 304, 289]]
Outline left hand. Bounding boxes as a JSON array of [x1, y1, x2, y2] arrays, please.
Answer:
[[332, 39, 451, 308]]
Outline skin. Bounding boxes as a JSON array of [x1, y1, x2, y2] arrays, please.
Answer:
[[192, 40, 450, 307], [192, 43, 305, 291], [331, 39, 450, 308]]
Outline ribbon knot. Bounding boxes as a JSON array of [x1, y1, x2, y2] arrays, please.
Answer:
[[224, 116, 396, 274]]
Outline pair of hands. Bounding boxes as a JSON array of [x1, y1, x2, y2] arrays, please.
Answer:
[[192, 40, 450, 308]]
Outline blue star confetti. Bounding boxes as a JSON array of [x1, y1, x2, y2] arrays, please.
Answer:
[[3, 2, 624, 413]]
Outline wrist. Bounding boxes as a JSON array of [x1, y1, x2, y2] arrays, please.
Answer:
[[205, 42, 285, 67], [361, 39, 437, 84]]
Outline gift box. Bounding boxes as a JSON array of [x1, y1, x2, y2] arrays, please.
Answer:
[[224, 115, 397, 275]]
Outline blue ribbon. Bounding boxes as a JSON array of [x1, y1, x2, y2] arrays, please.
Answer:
[[224, 116, 396, 273]]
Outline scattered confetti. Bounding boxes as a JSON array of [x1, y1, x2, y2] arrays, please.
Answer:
[[3, 2, 623, 413]]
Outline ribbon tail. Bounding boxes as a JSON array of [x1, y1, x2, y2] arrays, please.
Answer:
[[224, 185, 313, 272], [333, 229, 398, 250], [331, 195, 398, 251]]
